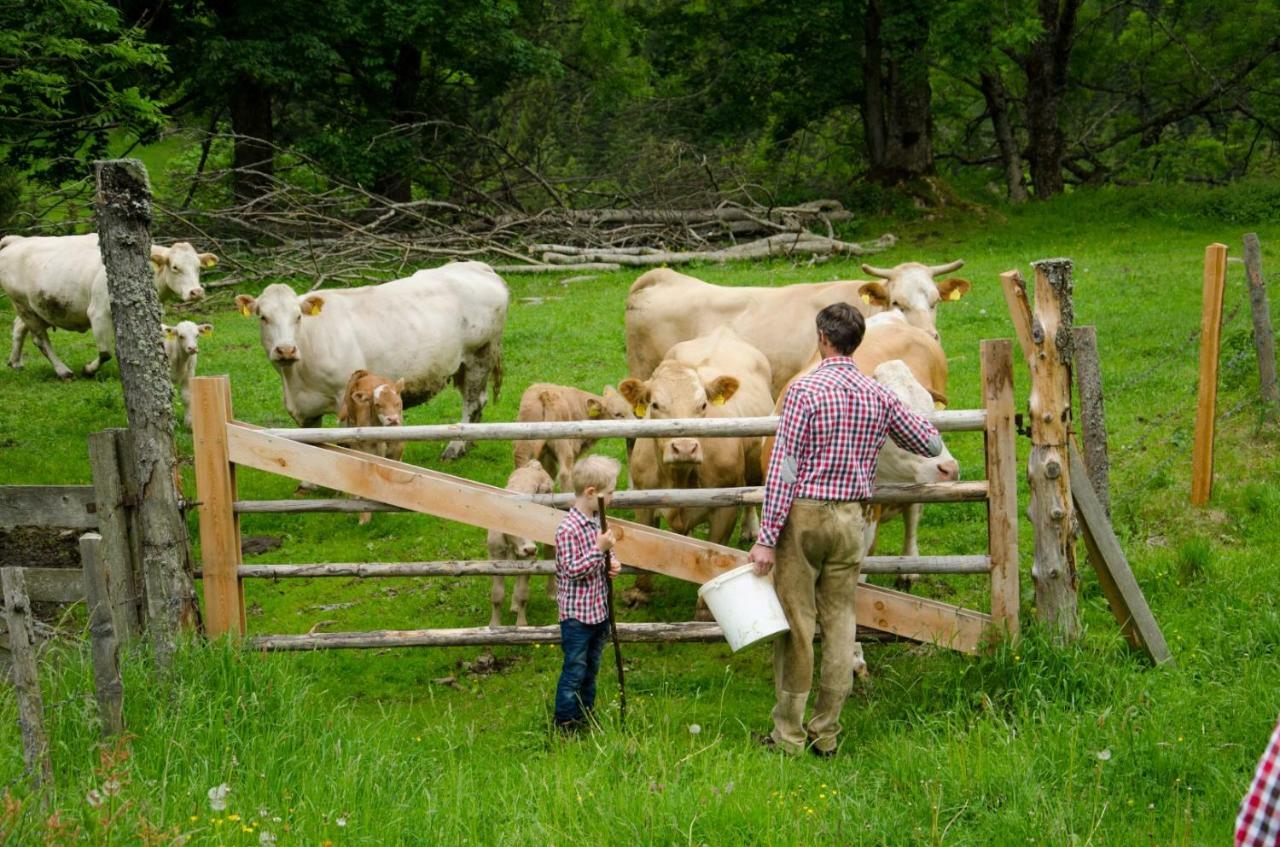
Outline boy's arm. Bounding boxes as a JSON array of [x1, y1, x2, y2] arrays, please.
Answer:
[[556, 521, 604, 581]]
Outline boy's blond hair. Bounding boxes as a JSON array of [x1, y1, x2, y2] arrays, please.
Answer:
[[571, 455, 620, 496]]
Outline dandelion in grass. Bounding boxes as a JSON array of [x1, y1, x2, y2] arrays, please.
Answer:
[[228, 814, 241, 822], [1096, 748, 1112, 761], [259, 807, 269, 819], [260, 832, 277, 846], [86, 788, 105, 808], [688, 724, 701, 735], [208, 783, 230, 812], [337, 816, 347, 828], [102, 779, 121, 796]]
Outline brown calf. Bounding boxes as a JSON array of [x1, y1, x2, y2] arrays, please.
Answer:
[[337, 369, 406, 524]]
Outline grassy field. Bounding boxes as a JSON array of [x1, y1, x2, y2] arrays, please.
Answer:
[[1, 184, 1279, 844]]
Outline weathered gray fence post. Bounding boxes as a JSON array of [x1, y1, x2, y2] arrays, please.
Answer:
[[1027, 258, 1079, 641], [80, 533, 125, 737], [1243, 233, 1279, 421], [88, 430, 143, 640], [1, 567, 53, 788], [94, 159, 197, 668], [1072, 325, 1111, 517]]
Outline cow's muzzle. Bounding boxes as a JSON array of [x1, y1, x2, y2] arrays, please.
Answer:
[[663, 438, 703, 465], [271, 345, 299, 363], [936, 459, 960, 481], [184, 287, 205, 302]]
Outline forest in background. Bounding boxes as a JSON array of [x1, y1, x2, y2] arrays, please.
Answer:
[[3, 0, 1280, 237]]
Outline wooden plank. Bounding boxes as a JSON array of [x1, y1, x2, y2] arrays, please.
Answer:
[[1028, 258, 1078, 640], [228, 555, 993, 580], [261, 409, 987, 445], [13, 568, 84, 603], [1072, 326, 1111, 517], [247, 621, 910, 652], [1191, 243, 1229, 505], [1, 568, 53, 788], [192, 377, 245, 637], [80, 534, 125, 736], [1069, 443, 1172, 665], [1243, 234, 1279, 419], [232, 481, 987, 514], [999, 270, 1035, 364], [982, 340, 1020, 640], [88, 430, 142, 640], [226, 423, 988, 653], [0, 486, 97, 530]]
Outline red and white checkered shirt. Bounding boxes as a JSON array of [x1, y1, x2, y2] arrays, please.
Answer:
[[758, 356, 940, 548], [1238, 715, 1280, 846], [555, 506, 610, 624]]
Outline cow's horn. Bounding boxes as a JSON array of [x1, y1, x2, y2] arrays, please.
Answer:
[[928, 259, 965, 276], [860, 263, 892, 279]]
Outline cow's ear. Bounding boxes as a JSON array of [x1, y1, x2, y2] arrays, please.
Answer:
[[300, 294, 325, 317], [706, 376, 739, 406], [198, 252, 219, 269], [928, 387, 949, 407], [857, 281, 889, 307], [198, 323, 213, 336], [161, 324, 175, 341], [352, 390, 369, 404], [586, 398, 603, 419], [936, 278, 970, 302], [234, 294, 257, 317], [618, 378, 648, 417], [393, 378, 405, 394], [149, 246, 169, 272]]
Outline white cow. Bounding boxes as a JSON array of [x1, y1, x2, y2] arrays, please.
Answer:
[[234, 261, 508, 459], [161, 320, 213, 427], [1, 234, 215, 379]]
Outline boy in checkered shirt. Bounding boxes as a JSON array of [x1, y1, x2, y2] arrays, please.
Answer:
[[552, 455, 622, 731]]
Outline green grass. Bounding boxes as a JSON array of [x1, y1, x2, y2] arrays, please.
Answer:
[[2, 184, 1280, 844]]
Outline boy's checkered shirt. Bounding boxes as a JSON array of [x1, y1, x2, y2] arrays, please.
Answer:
[[555, 506, 609, 624], [758, 356, 939, 548]]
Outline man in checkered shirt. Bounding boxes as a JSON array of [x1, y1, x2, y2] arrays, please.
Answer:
[[748, 302, 942, 756], [1238, 714, 1280, 845], [552, 455, 622, 731]]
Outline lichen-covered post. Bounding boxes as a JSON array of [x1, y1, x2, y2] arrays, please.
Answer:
[[2, 567, 53, 788], [1243, 234, 1279, 422], [94, 159, 197, 669], [1027, 258, 1078, 640]]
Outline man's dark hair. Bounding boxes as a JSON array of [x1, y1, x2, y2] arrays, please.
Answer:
[[815, 302, 865, 355]]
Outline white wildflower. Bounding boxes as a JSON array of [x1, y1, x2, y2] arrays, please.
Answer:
[[207, 783, 230, 812], [688, 724, 701, 735], [1096, 749, 1112, 762], [86, 788, 104, 808], [336, 816, 348, 828], [102, 779, 121, 796], [259, 831, 277, 846]]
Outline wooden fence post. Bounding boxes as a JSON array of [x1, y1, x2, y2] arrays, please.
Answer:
[[1027, 258, 1078, 640], [95, 159, 198, 668], [1242, 234, 1279, 421], [88, 430, 143, 640], [1072, 326, 1111, 517], [80, 534, 125, 737], [192, 376, 245, 637], [1191, 243, 1229, 505], [1, 568, 53, 788], [982, 340, 1020, 641]]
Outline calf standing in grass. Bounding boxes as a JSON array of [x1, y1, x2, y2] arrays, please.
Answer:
[[162, 321, 212, 427], [513, 383, 634, 491], [337, 369, 406, 524], [488, 459, 555, 627]]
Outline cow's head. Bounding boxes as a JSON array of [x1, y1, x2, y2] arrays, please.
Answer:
[[857, 260, 970, 340], [235, 284, 325, 366], [619, 363, 739, 466], [162, 320, 212, 358], [872, 360, 959, 484], [370, 379, 406, 427], [152, 242, 216, 303], [587, 385, 636, 421], [504, 459, 554, 557]]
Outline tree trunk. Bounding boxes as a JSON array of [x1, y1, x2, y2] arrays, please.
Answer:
[[862, 0, 934, 185], [372, 45, 422, 205], [1021, 0, 1082, 199], [228, 75, 275, 205], [980, 68, 1028, 203]]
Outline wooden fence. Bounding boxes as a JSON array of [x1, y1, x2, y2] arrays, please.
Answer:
[[190, 338, 1019, 655]]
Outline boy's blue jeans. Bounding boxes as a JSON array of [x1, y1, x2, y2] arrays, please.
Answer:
[[554, 618, 609, 725]]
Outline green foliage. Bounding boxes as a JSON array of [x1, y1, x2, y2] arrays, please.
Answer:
[[0, 0, 168, 186]]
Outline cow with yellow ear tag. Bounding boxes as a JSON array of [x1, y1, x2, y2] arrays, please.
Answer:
[[161, 320, 214, 427]]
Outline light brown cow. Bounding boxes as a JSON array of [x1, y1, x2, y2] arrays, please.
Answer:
[[624, 261, 969, 396], [512, 383, 633, 491], [488, 459, 555, 628], [620, 327, 774, 606], [337, 369, 405, 524]]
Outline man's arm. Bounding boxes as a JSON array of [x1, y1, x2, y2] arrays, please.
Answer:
[[886, 393, 942, 458], [756, 386, 812, 549]]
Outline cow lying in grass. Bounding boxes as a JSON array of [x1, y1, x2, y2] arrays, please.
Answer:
[[337, 369, 405, 524]]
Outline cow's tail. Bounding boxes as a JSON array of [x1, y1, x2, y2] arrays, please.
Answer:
[[489, 344, 503, 404]]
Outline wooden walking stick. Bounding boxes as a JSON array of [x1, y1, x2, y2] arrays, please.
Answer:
[[598, 496, 627, 728]]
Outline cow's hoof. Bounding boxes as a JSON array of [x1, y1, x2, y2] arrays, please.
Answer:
[[7, 360, 21, 371], [622, 587, 651, 607], [893, 574, 919, 593], [292, 482, 318, 497], [852, 643, 869, 681], [440, 440, 468, 461], [56, 369, 75, 382]]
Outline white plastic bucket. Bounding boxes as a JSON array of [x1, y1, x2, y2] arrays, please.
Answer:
[[697, 563, 791, 652]]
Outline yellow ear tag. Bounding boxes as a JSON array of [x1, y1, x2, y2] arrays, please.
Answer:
[[948, 289, 962, 301], [165, 330, 175, 341], [634, 404, 646, 418], [934, 401, 947, 411], [306, 302, 322, 316], [239, 304, 251, 317], [860, 293, 872, 304], [588, 406, 601, 418], [712, 396, 726, 406]]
